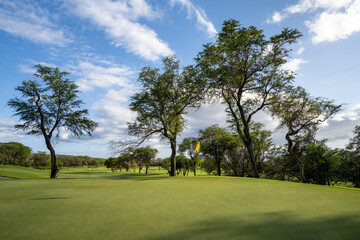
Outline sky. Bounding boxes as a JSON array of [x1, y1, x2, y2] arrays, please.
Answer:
[[1, 0, 360, 158]]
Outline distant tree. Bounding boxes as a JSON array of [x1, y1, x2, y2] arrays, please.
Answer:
[[336, 126, 360, 187], [104, 157, 117, 172], [196, 19, 302, 178], [125, 57, 206, 176], [0, 142, 31, 166], [270, 86, 341, 183], [133, 146, 158, 174], [160, 158, 171, 175], [8, 65, 98, 178], [31, 151, 50, 168], [176, 155, 191, 176], [198, 125, 237, 176], [301, 141, 338, 185], [179, 137, 200, 176], [117, 152, 136, 172]]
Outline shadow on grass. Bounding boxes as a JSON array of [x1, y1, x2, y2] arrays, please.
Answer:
[[30, 197, 70, 200], [142, 212, 360, 240], [105, 173, 169, 181]]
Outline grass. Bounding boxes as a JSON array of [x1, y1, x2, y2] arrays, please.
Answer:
[[1, 165, 360, 240]]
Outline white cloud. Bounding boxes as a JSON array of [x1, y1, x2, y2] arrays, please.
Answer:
[[69, 61, 135, 91], [282, 58, 307, 72], [0, 118, 26, 140], [0, 0, 71, 46], [267, 11, 284, 23], [268, 0, 360, 43], [171, 0, 217, 37], [297, 47, 305, 55], [306, 1, 360, 43], [67, 0, 173, 61], [317, 105, 360, 148]]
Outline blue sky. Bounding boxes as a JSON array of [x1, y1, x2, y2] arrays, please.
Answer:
[[1, 0, 360, 158]]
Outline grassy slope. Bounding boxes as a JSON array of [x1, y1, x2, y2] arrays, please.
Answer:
[[0, 165, 359, 240]]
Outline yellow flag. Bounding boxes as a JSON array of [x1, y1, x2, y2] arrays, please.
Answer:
[[195, 141, 200, 153]]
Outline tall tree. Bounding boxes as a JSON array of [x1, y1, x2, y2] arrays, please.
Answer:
[[126, 57, 206, 176], [196, 19, 302, 178], [179, 137, 200, 176], [8, 65, 98, 178], [198, 125, 237, 176], [270, 86, 341, 183]]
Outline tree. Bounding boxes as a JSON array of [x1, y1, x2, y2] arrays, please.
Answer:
[[132, 146, 158, 174], [126, 57, 206, 176], [301, 141, 338, 185], [198, 125, 237, 176], [176, 155, 191, 175], [336, 126, 360, 187], [31, 151, 50, 168], [0, 142, 31, 166], [179, 137, 200, 176], [196, 19, 302, 178], [270, 86, 341, 183], [104, 157, 117, 172], [8, 65, 98, 178]]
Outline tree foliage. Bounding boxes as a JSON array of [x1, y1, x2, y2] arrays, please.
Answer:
[[270, 86, 341, 182], [196, 19, 302, 178], [126, 57, 206, 176], [198, 125, 237, 176], [8, 64, 98, 178], [178, 137, 200, 176]]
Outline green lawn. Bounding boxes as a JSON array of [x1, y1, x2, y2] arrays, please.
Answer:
[[1, 165, 359, 240]]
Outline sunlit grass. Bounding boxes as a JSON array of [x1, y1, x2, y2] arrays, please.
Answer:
[[0, 165, 359, 240]]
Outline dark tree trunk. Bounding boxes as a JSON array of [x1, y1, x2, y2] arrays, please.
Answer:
[[243, 135, 259, 178], [146, 166, 149, 174], [49, 146, 59, 179], [170, 139, 177, 176], [139, 166, 142, 173], [286, 133, 306, 183], [45, 137, 59, 179], [217, 160, 221, 176], [193, 162, 196, 176]]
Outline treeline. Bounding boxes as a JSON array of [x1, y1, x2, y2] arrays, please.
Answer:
[[0, 142, 105, 168], [170, 124, 360, 188]]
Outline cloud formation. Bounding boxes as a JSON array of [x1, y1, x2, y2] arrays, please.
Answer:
[[69, 61, 135, 91], [268, 0, 360, 43], [0, 0, 71, 46], [0, 118, 26, 140], [67, 0, 173, 61], [171, 0, 217, 37]]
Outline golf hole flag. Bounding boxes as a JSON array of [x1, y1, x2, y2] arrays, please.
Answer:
[[195, 141, 200, 153]]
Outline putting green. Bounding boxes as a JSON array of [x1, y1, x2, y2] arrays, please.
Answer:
[[1, 166, 359, 240]]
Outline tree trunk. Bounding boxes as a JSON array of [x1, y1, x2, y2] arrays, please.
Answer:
[[49, 146, 59, 178], [44, 137, 59, 179], [193, 162, 196, 176], [286, 133, 306, 183], [170, 139, 177, 176], [244, 140, 259, 178], [146, 166, 149, 174], [217, 160, 221, 176], [139, 166, 142, 173]]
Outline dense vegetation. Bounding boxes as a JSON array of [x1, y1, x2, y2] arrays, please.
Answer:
[[0, 142, 105, 168]]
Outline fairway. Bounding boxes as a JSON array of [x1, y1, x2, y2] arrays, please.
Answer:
[[1, 166, 360, 240]]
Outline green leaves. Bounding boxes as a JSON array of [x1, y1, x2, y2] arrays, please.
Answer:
[[128, 56, 206, 144], [8, 64, 98, 139]]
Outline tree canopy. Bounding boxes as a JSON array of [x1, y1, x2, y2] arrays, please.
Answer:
[[196, 19, 302, 178], [8, 64, 98, 178], [127, 56, 206, 176]]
